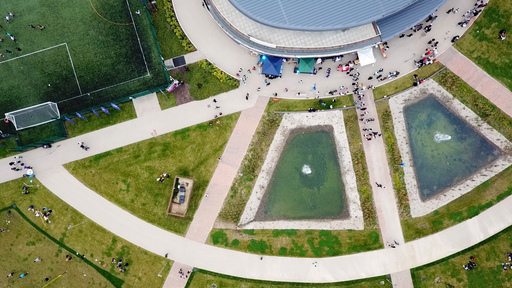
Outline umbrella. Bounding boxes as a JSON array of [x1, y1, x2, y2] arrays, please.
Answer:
[[64, 116, 76, 125], [75, 112, 87, 121], [111, 103, 121, 111], [100, 106, 110, 115], [92, 109, 100, 118]]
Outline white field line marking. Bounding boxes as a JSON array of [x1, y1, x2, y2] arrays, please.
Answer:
[[58, 74, 148, 103], [125, 0, 150, 76], [65, 43, 83, 95], [0, 43, 66, 64]]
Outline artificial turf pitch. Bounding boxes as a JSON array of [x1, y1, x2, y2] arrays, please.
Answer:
[[0, 0, 168, 115]]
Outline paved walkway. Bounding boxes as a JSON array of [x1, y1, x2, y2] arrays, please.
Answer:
[[132, 92, 161, 118], [164, 96, 268, 287], [354, 90, 412, 288], [31, 162, 512, 283], [0, 89, 258, 184], [173, 0, 476, 102], [0, 0, 505, 286], [437, 46, 512, 117]]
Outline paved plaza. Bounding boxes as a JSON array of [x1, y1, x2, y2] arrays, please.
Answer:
[[2, 0, 512, 287]]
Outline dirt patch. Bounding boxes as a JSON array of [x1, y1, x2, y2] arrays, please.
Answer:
[[174, 84, 194, 105], [169, 67, 194, 105]]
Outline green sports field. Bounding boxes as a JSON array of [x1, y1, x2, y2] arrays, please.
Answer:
[[0, 0, 168, 115]]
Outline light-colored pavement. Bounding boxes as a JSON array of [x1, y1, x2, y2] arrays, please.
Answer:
[[164, 50, 206, 68], [437, 46, 512, 118], [0, 0, 507, 286], [173, 0, 476, 102], [0, 88, 258, 184], [164, 263, 192, 288], [132, 92, 161, 118], [354, 90, 412, 288], [164, 96, 268, 287], [29, 163, 512, 283], [185, 95, 269, 243]]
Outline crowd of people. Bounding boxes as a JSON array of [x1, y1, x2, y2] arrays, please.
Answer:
[[28, 205, 53, 223]]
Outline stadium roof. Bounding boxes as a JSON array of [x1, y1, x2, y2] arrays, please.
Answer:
[[229, 0, 417, 31], [377, 0, 447, 41]]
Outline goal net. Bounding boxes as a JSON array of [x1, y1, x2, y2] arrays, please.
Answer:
[[5, 102, 60, 131]]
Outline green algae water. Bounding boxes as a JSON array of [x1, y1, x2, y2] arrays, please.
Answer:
[[404, 96, 499, 199], [260, 129, 345, 220]]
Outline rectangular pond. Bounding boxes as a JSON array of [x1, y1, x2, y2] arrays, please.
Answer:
[[257, 128, 346, 220], [404, 95, 500, 199]]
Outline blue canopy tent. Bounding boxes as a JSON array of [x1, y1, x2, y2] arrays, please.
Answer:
[[261, 55, 283, 77]]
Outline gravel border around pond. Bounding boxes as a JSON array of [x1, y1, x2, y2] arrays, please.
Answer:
[[390, 80, 512, 217], [238, 111, 364, 230]]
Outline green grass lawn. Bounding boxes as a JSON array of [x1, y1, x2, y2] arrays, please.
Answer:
[[169, 62, 240, 101], [150, 0, 189, 59], [266, 95, 355, 112], [65, 113, 240, 235], [373, 63, 444, 99], [0, 0, 167, 115], [1, 208, 115, 288], [455, 0, 512, 91], [398, 69, 512, 241], [412, 224, 512, 287], [187, 269, 393, 288], [208, 228, 381, 258], [0, 137, 18, 159], [157, 90, 177, 110], [0, 178, 171, 288], [64, 102, 137, 138]]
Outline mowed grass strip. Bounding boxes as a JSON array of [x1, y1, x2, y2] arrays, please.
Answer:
[[267, 96, 354, 112], [0, 178, 171, 288], [372, 62, 444, 100], [208, 229, 381, 258], [398, 69, 512, 241], [455, 0, 512, 91], [64, 102, 137, 138], [412, 224, 512, 287], [186, 269, 392, 288], [376, 101, 410, 220], [65, 113, 240, 235]]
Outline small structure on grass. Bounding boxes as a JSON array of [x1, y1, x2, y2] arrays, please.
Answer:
[[167, 176, 194, 217]]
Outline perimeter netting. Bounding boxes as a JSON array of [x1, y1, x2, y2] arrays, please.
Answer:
[[5, 102, 60, 131]]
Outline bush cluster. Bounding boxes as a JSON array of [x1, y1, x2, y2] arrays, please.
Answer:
[[163, 1, 195, 52], [198, 60, 239, 87]]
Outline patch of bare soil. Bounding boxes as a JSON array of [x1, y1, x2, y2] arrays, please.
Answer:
[[174, 84, 194, 105]]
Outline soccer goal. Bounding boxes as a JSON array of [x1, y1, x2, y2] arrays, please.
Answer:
[[5, 102, 60, 131]]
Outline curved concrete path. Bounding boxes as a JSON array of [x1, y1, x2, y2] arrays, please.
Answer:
[[31, 163, 512, 283], [0, 0, 508, 286]]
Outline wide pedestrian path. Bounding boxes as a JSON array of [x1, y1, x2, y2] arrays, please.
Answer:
[[164, 96, 268, 288], [0, 88, 257, 184], [354, 90, 412, 288], [32, 161, 512, 283], [437, 46, 512, 118]]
